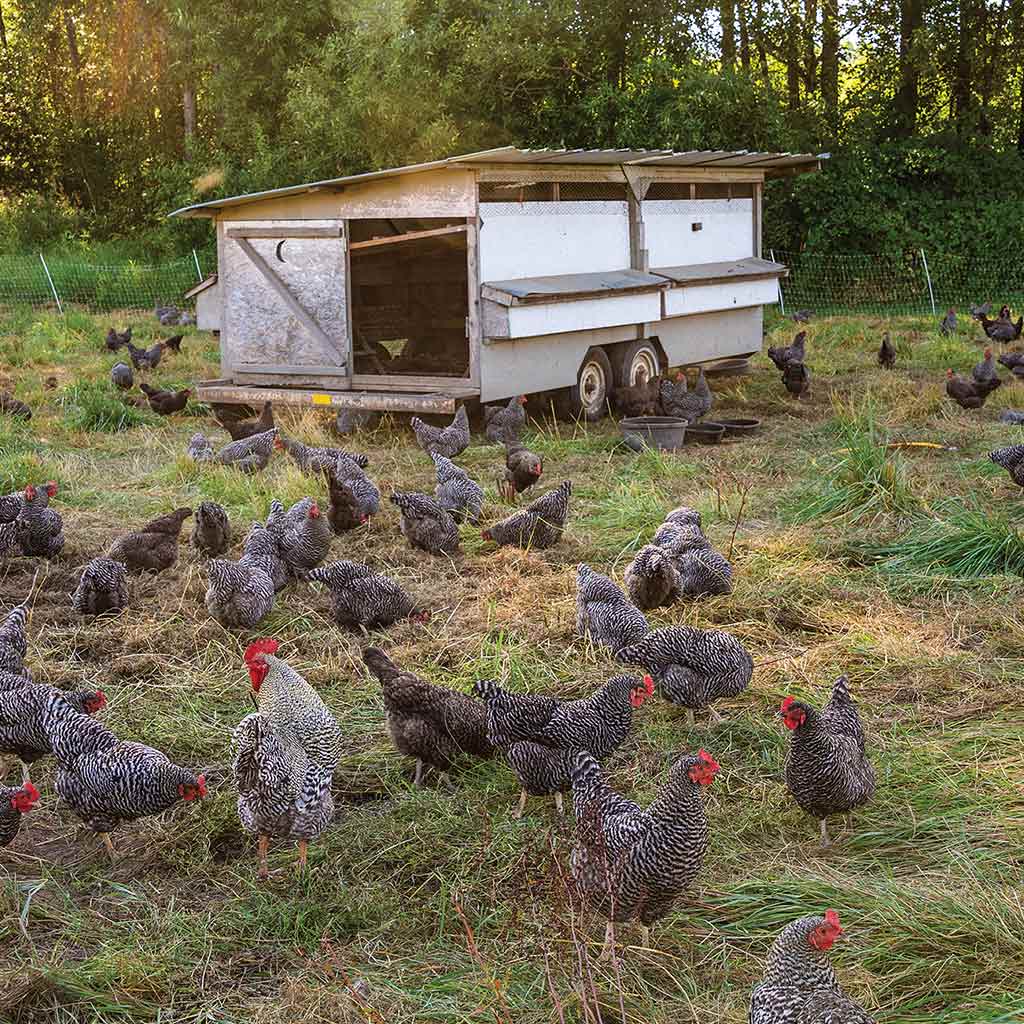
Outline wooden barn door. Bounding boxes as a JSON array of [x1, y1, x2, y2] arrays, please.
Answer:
[[221, 221, 351, 388]]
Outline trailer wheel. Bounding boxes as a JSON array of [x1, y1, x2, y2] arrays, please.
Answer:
[[614, 339, 661, 387], [557, 347, 613, 422]]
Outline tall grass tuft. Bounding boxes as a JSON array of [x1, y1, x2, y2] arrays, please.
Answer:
[[61, 381, 155, 432], [867, 500, 1024, 584], [792, 394, 917, 523]]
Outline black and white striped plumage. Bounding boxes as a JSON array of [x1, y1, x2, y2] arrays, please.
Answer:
[[0, 596, 30, 681], [651, 506, 703, 547], [410, 405, 470, 459], [750, 912, 876, 1024], [362, 648, 492, 782], [190, 427, 278, 473], [72, 558, 129, 616], [308, 561, 428, 629], [325, 455, 380, 532], [255, 508, 291, 592], [205, 526, 279, 628], [106, 507, 192, 575], [990, 444, 1024, 487], [617, 626, 753, 714], [390, 492, 461, 556], [274, 497, 332, 579], [575, 564, 650, 655], [0, 782, 39, 846], [111, 362, 134, 389], [48, 706, 205, 837], [658, 524, 733, 597], [570, 749, 717, 928], [482, 480, 571, 550], [473, 674, 650, 757], [187, 433, 215, 462], [432, 452, 484, 524], [624, 544, 681, 610], [483, 395, 526, 445], [0, 684, 106, 781], [781, 676, 876, 846], [16, 483, 64, 558], [191, 501, 231, 557], [504, 741, 578, 802], [0, 519, 26, 557], [275, 434, 368, 476]]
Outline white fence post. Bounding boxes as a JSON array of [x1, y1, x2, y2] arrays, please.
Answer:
[[769, 248, 785, 315], [39, 254, 63, 315], [920, 249, 936, 316], [192, 248, 203, 282]]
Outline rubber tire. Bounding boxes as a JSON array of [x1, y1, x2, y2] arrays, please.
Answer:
[[556, 347, 614, 422], [614, 339, 661, 387]]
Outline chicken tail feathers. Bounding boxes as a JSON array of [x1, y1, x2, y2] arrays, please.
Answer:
[[472, 678, 502, 701]]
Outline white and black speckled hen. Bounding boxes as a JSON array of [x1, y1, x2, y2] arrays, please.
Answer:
[[482, 480, 571, 550], [410, 405, 470, 459], [72, 558, 129, 616], [308, 561, 429, 630], [0, 781, 39, 846], [391, 492, 461, 556], [431, 452, 484, 524], [575, 564, 649, 656]]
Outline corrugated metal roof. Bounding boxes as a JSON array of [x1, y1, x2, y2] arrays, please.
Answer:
[[652, 257, 787, 284], [169, 147, 827, 218], [483, 268, 666, 304]]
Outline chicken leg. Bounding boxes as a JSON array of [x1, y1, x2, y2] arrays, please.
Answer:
[[413, 759, 425, 787], [512, 789, 528, 820], [599, 921, 616, 962], [297, 839, 308, 874], [639, 925, 651, 949], [101, 833, 117, 860], [819, 818, 832, 849], [554, 791, 564, 815], [257, 834, 270, 880]]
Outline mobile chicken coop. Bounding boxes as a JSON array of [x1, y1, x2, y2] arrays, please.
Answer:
[[170, 147, 824, 418]]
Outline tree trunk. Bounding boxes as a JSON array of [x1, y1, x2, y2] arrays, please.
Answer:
[[738, 0, 751, 71], [721, 0, 737, 71], [64, 11, 84, 110], [950, 0, 978, 130], [820, 0, 839, 128], [1018, 67, 1024, 153], [803, 0, 818, 94], [893, 0, 923, 138], [0, 2, 7, 50], [183, 85, 197, 145], [785, 6, 801, 111], [754, 0, 771, 82]]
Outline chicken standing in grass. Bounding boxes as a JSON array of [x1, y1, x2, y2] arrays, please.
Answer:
[[980, 313, 1024, 342], [111, 362, 133, 390], [14, 482, 64, 558], [72, 558, 129, 616], [617, 625, 753, 724], [877, 332, 896, 369], [362, 648, 492, 786], [324, 455, 380, 533], [1, 781, 39, 846], [391, 492, 461, 556], [484, 395, 527, 445], [271, 497, 332, 580], [780, 675, 877, 848], [275, 435, 368, 476], [211, 401, 274, 441], [189, 427, 278, 473], [570, 748, 718, 958], [657, 525, 733, 597], [139, 384, 191, 415], [939, 308, 957, 335], [575, 564, 650, 656], [105, 327, 131, 351], [500, 441, 543, 502], [238, 639, 342, 877], [191, 501, 231, 558], [482, 480, 571, 550], [659, 370, 712, 422], [782, 360, 811, 398], [768, 330, 807, 371], [205, 525, 279, 629], [125, 340, 165, 371], [997, 350, 1024, 378], [989, 444, 1024, 488], [308, 561, 430, 630], [945, 369, 989, 409], [106, 508, 192, 575], [750, 910, 876, 1023], [431, 452, 484, 524], [0, 594, 31, 682], [972, 348, 1001, 394], [624, 544, 682, 610], [410, 405, 470, 459]]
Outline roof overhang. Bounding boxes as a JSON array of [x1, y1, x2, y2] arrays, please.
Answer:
[[169, 148, 828, 220]]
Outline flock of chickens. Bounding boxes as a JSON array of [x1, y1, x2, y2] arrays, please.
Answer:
[[3, 298, 1018, 1021]]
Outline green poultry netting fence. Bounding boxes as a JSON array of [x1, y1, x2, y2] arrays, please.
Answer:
[[1, 248, 1023, 319]]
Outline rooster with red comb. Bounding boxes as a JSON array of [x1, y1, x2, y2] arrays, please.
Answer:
[[750, 910, 877, 1022], [1, 781, 39, 846], [233, 639, 341, 878]]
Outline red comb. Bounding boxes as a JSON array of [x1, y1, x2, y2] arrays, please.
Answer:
[[45, 481, 58, 496], [824, 909, 842, 930], [697, 750, 720, 772], [780, 696, 795, 712], [22, 782, 40, 801], [244, 638, 278, 664], [642, 674, 654, 696], [197, 774, 207, 798]]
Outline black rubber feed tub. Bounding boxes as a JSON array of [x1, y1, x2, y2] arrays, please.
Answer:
[[715, 417, 762, 437], [619, 416, 687, 450], [685, 422, 726, 444]]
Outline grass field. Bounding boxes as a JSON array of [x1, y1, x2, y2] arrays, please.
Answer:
[[1, 307, 1023, 1023]]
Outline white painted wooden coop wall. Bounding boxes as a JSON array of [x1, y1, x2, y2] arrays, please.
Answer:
[[642, 199, 753, 267]]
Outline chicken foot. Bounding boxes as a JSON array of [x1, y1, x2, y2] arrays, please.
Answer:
[[554, 791, 564, 815], [819, 818, 832, 849], [598, 921, 616, 962], [512, 789, 528, 820], [257, 834, 270, 880], [297, 838, 308, 874]]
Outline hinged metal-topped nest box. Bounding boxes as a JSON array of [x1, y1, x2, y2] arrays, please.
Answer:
[[170, 146, 825, 418]]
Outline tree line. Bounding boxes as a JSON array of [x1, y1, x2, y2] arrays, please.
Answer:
[[0, 0, 1021, 260]]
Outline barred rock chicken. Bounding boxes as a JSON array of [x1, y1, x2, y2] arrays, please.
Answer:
[[308, 561, 430, 630], [275, 434, 369, 476], [768, 330, 807, 371], [410, 405, 470, 459], [191, 501, 231, 558], [659, 370, 712, 422], [618, 626, 753, 724], [877, 332, 896, 369], [482, 480, 571, 550], [106, 507, 192, 575], [126, 339, 165, 371], [255, 508, 291, 592], [989, 444, 1024, 488], [475, 674, 652, 817], [575, 564, 650, 656], [432, 452, 484, 524], [652, 506, 703, 544], [750, 910, 876, 1024], [945, 369, 988, 409], [213, 400, 274, 442], [971, 348, 1001, 393], [484, 395, 527, 445], [613, 376, 660, 417], [362, 647, 492, 785], [0, 594, 31, 682], [110, 362, 134, 390], [782, 360, 811, 398], [191, 427, 278, 474], [998, 350, 1024, 377], [658, 525, 733, 597], [272, 497, 332, 580], [624, 544, 682, 610], [205, 527, 278, 629], [940, 308, 957, 335], [781, 676, 877, 847], [980, 312, 1024, 342], [139, 383, 191, 415], [0, 684, 106, 782], [0, 519, 26, 557], [72, 558, 129, 616], [47, 705, 206, 858], [105, 326, 131, 351], [324, 455, 380, 533], [500, 441, 543, 502], [0, 782, 39, 846], [570, 748, 718, 958], [16, 482, 64, 558], [390, 492, 461, 556]]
